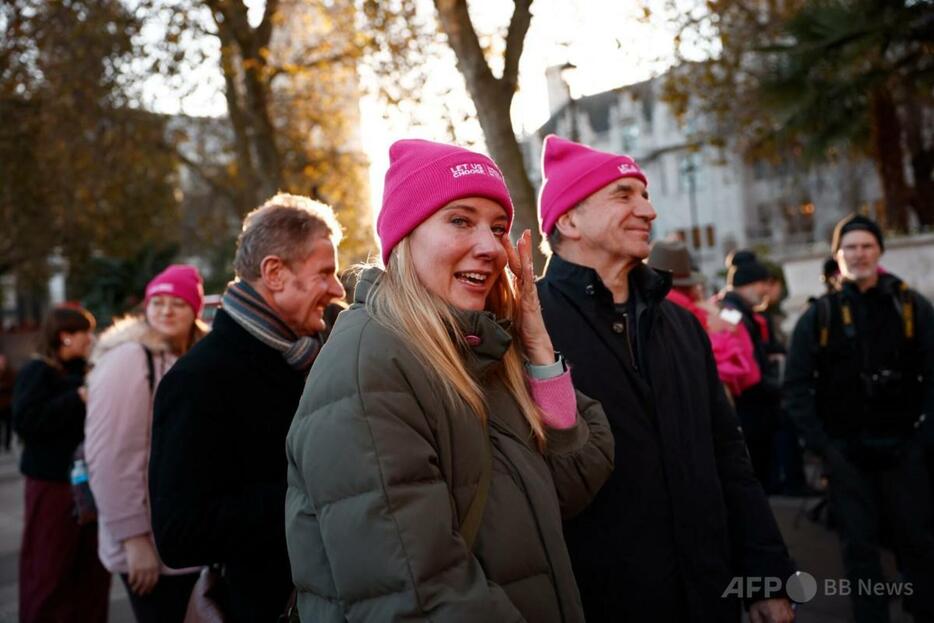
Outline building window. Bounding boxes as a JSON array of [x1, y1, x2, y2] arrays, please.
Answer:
[[621, 122, 640, 154], [678, 153, 706, 193]]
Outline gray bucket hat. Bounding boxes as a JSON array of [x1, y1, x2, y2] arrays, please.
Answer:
[[647, 239, 705, 287]]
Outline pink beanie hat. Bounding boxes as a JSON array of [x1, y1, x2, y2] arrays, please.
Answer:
[[377, 139, 514, 265], [538, 134, 647, 236], [145, 264, 205, 317]]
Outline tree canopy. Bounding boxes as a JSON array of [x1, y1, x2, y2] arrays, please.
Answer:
[[659, 0, 934, 230]]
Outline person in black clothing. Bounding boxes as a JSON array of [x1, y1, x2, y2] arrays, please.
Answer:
[[535, 134, 796, 623], [13, 305, 111, 623], [149, 193, 346, 623], [785, 214, 934, 623], [722, 250, 783, 493]]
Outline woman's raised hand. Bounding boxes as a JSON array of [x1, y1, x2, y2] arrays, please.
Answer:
[[503, 229, 556, 365]]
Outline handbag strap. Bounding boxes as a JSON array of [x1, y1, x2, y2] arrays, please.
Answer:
[[458, 425, 493, 551], [142, 345, 155, 395]]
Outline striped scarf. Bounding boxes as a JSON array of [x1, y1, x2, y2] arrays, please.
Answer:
[[222, 280, 322, 371]]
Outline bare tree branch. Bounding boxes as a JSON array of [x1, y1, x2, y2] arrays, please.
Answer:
[[433, 0, 496, 92], [502, 0, 532, 91], [161, 139, 238, 204], [256, 0, 279, 47]]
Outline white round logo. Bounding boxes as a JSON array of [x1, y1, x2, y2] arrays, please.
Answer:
[[786, 571, 818, 603]]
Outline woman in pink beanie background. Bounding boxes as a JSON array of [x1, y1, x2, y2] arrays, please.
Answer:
[[84, 264, 209, 623], [285, 138, 613, 621]]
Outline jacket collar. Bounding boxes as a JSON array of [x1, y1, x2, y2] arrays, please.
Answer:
[[722, 290, 753, 316], [354, 266, 512, 377], [451, 309, 512, 377], [90, 316, 171, 365], [353, 266, 381, 305], [841, 271, 903, 299], [543, 252, 672, 307]]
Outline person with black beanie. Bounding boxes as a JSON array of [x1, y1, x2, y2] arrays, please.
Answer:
[[722, 250, 783, 492], [786, 213, 934, 622]]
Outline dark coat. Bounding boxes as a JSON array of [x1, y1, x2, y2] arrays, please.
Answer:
[[13, 357, 87, 481], [149, 309, 307, 623], [285, 267, 614, 622], [721, 292, 782, 440], [785, 272, 934, 454], [537, 254, 795, 623]]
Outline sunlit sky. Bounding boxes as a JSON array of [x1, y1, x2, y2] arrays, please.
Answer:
[[145, 0, 684, 217]]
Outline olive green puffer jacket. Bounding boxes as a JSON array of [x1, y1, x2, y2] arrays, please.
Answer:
[[285, 268, 614, 622]]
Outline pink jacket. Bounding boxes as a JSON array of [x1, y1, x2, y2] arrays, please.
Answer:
[[666, 290, 761, 397], [85, 317, 198, 575]]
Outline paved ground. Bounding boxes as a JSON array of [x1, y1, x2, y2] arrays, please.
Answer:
[[0, 448, 917, 622], [763, 496, 912, 623], [0, 450, 133, 623]]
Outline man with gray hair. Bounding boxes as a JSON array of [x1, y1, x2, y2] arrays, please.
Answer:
[[149, 193, 346, 622]]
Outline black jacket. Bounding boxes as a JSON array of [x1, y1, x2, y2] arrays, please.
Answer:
[[537, 254, 795, 622], [785, 273, 934, 454], [721, 292, 782, 438], [149, 309, 307, 623], [13, 357, 87, 481]]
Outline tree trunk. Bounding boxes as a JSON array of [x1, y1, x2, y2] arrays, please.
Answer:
[[902, 98, 934, 228], [870, 88, 912, 232], [209, 0, 283, 209], [434, 0, 543, 270], [472, 84, 540, 265]]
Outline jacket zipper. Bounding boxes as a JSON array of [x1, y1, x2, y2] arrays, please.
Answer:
[[621, 311, 639, 372]]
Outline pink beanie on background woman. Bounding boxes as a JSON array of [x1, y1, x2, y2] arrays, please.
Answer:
[[538, 134, 648, 236], [377, 138, 514, 265], [144, 264, 205, 317]]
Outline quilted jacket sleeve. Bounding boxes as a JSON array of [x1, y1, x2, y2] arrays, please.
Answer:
[[286, 318, 523, 623], [543, 390, 614, 520]]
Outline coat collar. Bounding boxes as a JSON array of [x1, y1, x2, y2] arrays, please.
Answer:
[[721, 290, 753, 316], [90, 315, 171, 365], [542, 252, 672, 307], [354, 266, 512, 377], [840, 271, 903, 299]]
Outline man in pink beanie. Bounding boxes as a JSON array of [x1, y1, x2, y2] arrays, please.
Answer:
[[535, 135, 796, 623]]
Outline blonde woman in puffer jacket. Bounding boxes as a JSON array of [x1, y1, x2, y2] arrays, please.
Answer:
[[85, 265, 208, 623]]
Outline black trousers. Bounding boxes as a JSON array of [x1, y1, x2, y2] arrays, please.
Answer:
[[120, 572, 199, 623], [826, 441, 934, 623]]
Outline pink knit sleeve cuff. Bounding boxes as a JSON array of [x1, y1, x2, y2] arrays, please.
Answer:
[[527, 370, 577, 430]]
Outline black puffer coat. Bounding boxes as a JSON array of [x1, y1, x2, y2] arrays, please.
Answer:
[[285, 267, 614, 622]]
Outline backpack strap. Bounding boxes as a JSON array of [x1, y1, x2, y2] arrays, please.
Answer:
[[142, 345, 155, 396], [897, 282, 915, 340], [817, 295, 833, 348], [458, 425, 493, 551]]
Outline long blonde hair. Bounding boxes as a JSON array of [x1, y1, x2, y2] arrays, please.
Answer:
[[367, 237, 547, 449]]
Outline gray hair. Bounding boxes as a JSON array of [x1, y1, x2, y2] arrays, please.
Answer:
[[540, 228, 563, 256], [234, 193, 343, 281], [540, 200, 586, 256]]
